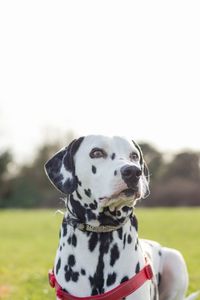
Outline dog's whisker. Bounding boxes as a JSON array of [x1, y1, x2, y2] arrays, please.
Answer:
[[54, 209, 64, 215]]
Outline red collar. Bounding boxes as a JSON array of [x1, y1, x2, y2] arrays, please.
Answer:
[[49, 263, 153, 300]]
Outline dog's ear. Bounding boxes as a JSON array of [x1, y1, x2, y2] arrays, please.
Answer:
[[143, 160, 150, 183], [44, 137, 84, 194], [132, 140, 149, 182], [132, 140, 150, 198]]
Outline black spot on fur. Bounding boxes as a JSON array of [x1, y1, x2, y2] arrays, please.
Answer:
[[128, 234, 132, 244], [91, 287, 98, 295], [117, 211, 121, 217], [78, 180, 82, 186], [81, 269, 86, 275], [69, 195, 86, 222], [88, 233, 99, 252], [120, 276, 129, 283], [122, 206, 130, 212], [89, 202, 97, 210], [119, 216, 126, 224], [131, 215, 138, 231], [135, 262, 140, 274], [107, 272, 116, 286], [110, 243, 120, 266], [67, 236, 72, 245], [114, 170, 117, 176], [64, 266, 79, 282], [89, 276, 94, 286], [84, 188, 92, 198], [117, 227, 123, 240], [111, 153, 116, 160], [158, 272, 162, 286], [89, 232, 113, 294], [72, 234, 77, 247], [72, 272, 79, 282], [158, 250, 162, 256], [135, 238, 139, 251], [56, 258, 61, 275], [123, 233, 127, 248], [76, 190, 82, 200], [86, 209, 96, 221], [65, 268, 71, 282], [68, 255, 75, 267], [62, 219, 68, 237], [92, 165, 97, 174]]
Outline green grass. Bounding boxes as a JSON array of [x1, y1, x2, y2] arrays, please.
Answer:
[[137, 208, 200, 295], [0, 210, 61, 300], [0, 208, 199, 299]]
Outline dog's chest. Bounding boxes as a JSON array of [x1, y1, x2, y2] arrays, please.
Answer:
[[54, 218, 146, 297]]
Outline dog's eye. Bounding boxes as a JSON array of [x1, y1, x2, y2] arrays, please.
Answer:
[[130, 152, 139, 161], [90, 148, 107, 159]]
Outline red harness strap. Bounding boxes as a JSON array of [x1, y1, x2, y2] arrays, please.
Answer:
[[49, 264, 153, 300]]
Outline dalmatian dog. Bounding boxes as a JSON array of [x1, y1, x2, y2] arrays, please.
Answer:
[[45, 135, 199, 300]]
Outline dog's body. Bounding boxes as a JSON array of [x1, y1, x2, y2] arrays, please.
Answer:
[[45, 135, 198, 300]]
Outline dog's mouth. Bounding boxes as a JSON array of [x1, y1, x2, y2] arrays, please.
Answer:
[[99, 187, 139, 204], [99, 187, 139, 212], [120, 188, 138, 197]]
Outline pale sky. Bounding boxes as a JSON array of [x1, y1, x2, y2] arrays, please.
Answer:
[[0, 1, 200, 163]]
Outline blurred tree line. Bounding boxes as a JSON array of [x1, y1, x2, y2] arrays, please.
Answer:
[[139, 143, 200, 206], [0, 134, 200, 208]]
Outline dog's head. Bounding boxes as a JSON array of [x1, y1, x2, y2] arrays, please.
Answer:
[[45, 135, 149, 223]]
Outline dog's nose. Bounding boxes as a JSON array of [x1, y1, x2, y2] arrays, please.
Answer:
[[121, 165, 142, 183]]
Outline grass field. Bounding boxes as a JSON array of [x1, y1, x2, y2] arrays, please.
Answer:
[[0, 208, 199, 300]]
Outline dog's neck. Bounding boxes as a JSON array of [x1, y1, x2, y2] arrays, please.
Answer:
[[53, 191, 146, 297], [55, 208, 145, 297], [66, 191, 134, 228]]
